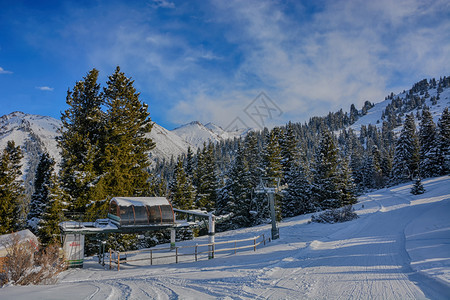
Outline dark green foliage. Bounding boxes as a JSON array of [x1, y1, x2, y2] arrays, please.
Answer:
[[312, 130, 341, 210], [100, 66, 155, 199], [59, 69, 104, 214], [27, 153, 55, 232], [0, 141, 24, 234], [411, 178, 425, 195], [38, 174, 66, 246], [437, 107, 450, 175], [169, 159, 195, 209], [393, 114, 420, 182], [59, 67, 155, 221], [419, 107, 439, 177], [194, 143, 217, 211]]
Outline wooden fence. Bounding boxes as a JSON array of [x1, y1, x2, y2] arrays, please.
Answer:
[[109, 234, 267, 270]]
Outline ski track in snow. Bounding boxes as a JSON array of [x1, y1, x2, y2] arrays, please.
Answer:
[[1, 177, 450, 299]]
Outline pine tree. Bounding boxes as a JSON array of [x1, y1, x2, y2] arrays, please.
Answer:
[[411, 178, 425, 195], [243, 132, 267, 224], [99, 66, 155, 207], [194, 143, 217, 211], [185, 147, 195, 178], [336, 157, 357, 206], [0, 141, 25, 234], [169, 159, 195, 210], [419, 107, 438, 177], [27, 153, 54, 232], [282, 159, 311, 217], [436, 107, 450, 175], [58, 68, 104, 214], [393, 113, 420, 182], [311, 129, 341, 210], [38, 174, 66, 246], [279, 122, 299, 184], [262, 128, 283, 220], [224, 143, 253, 227]]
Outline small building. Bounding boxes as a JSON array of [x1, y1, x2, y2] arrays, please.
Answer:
[[108, 197, 175, 227]]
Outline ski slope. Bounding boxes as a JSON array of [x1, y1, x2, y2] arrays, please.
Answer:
[[1, 177, 450, 299]]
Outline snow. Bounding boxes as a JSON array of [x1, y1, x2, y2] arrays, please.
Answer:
[[349, 84, 450, 133], [172, 121, 248, 148], [112, 197, 171, 207], [2, 176, 449, 299], [147, 122, 193, 162]]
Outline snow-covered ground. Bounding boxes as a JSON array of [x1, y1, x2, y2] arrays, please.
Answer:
[[1, 176, 449, 299]]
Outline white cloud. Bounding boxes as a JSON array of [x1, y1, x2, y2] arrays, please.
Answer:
[[0, 67, 12, 74], [36, 86, 54, 91], [166, 0, 450, 128], [151, 0, 175, 9]]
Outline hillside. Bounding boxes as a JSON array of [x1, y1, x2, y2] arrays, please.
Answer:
[[2, 176, 449, 299]]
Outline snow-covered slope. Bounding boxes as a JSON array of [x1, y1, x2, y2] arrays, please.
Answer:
[[2, 176, 449, 299], [172, 121, 248, 148], [350, 82, 450, 132]]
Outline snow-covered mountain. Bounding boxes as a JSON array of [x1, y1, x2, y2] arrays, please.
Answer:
[[0, 112, 61, 197], [148, 122, 193, 162], [172, 121, 249, 148], [0, 112, 193, 197]]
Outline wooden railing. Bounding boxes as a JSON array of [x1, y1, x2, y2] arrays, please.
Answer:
[[109, 234, 267, 270]]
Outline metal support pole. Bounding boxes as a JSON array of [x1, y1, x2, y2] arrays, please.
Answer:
[[195, 244, 198, 262], [170, 228, 176, 250], [268, 193, 279, 240], [208, 214, 215, 259], [109, 248, 112, 270]]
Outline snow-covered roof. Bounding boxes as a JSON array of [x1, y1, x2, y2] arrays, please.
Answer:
[[111, 197, 171, 207], [0, 229, 39, 253]]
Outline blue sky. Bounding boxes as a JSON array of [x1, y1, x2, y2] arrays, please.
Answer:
[[1, 0, 449, 130]]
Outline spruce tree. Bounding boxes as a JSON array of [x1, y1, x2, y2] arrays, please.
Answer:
[[194, 143, 217, 211], [27, 153, 54, 232], [99, 66, 155, 204], [169, 159, 195, 210], [411, 178, 425, 195], [336, 157, 357, 206], [58, 68, 104, 214], [38, 174, 66, 246], [419, 107, 438, 177], [311, 130, 341, 210], [0, 141, 24, 234], [393, 113, 420, 182], [262, 128, 283, 220], [244, 132, 267, 224], [282, 159, 311, 217], [436, 107, 450, 175]]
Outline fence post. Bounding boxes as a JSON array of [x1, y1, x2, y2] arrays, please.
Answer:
[[109, 248, 112, 270], [150, 249, 153, 266], [195, 244, 198, 262], [176, 247, 178, 263], [235, 241, 237, 255], [254, 238, 256, 251], [118, 252, 120, 271], [263, 234, 265, 246]]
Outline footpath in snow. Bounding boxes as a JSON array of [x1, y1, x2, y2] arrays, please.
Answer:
[[1, 176, 450, 299]]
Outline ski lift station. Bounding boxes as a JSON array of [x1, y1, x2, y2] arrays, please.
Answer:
[[60, 197, 214, 268]]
